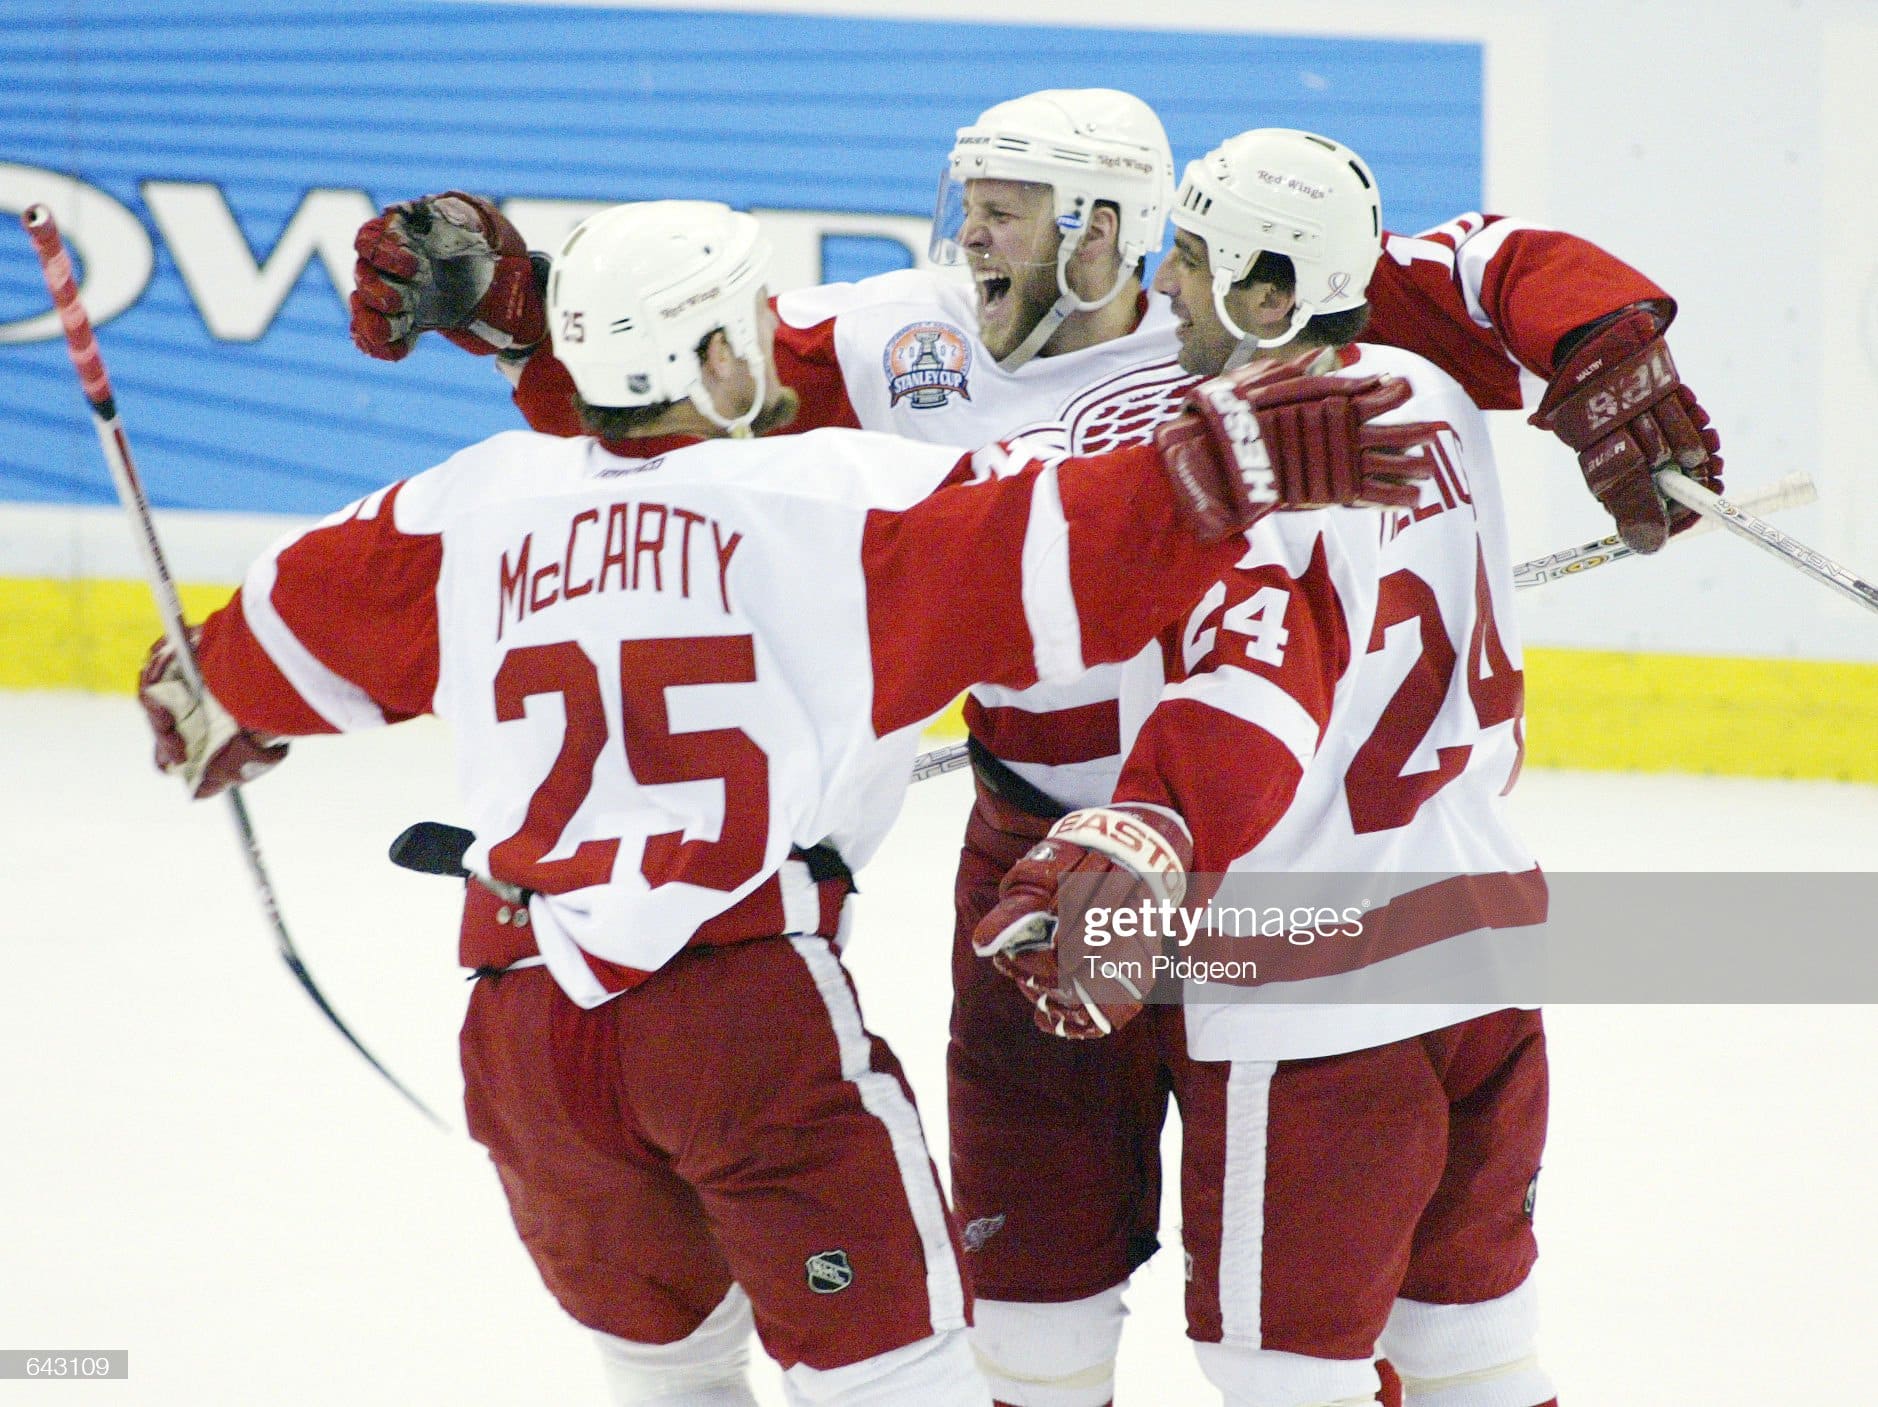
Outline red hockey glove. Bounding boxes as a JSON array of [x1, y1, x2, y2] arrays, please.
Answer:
[[971, 804, 1191, 1040], [350, 192, 545, 361], [1153, 353, 1441, 541], [137, 631, 289, 800], [1530, 307, 1723, 554]]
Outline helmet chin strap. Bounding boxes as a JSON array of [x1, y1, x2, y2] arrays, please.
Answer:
[[998, 298, 1070, 373], [994, 229, 1134, 372], [1212, 269, 1312, 370]]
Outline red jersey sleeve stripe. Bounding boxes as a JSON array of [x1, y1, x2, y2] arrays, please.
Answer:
[[1058, 446, 1245, 669], [265, 482, 442, 724], [198, 480, 443, 734], [961, 695, 1120, 766], [195, 587, 341, 736], [1462, 222, 1670, 375]]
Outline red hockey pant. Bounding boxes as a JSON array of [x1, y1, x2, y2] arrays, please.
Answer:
[[463, 935, 969, 1371]]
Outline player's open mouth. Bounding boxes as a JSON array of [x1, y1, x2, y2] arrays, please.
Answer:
[[976, 273, 1012, 313]]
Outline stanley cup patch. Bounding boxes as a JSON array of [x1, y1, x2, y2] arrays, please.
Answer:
[[883, 321, 973, 408], [805, 1248, 854, 1294]]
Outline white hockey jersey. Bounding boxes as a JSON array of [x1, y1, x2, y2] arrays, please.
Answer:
[[1113, 344, 1544, 1061], [194, 427, 1242, 1008], [776, 268, 1192, 806], [509, 220, 1675, 811]]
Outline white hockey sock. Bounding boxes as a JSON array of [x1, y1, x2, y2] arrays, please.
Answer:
[[594, 1284, 758, 1406]]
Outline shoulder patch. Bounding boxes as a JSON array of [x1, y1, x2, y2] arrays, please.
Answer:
[[883, 321, 974, 409]]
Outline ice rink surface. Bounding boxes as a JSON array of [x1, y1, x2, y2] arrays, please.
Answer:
[[3, 688, 1875, 1406]]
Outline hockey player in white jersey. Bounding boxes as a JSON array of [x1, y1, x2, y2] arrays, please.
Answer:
[[138, 198, 1437, 1407], [345, 92, 1719, 1407], [974, 132, 1566, 1407]]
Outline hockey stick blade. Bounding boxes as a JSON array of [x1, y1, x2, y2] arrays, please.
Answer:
[[22, 204, 445, 1129], [388, 822, 475, 878], [909, 475, 1822, 786], [1656, 469, 1878, 616]]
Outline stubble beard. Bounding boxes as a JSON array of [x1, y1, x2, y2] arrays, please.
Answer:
[[1178, 321, 1237, 379], [977, 260, 1062, 362]]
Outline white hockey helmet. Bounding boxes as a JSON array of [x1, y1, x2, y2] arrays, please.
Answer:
[[546, 199, 772, 434], [932, 88, 1176, 366], [1171, 128, 1382, 351]]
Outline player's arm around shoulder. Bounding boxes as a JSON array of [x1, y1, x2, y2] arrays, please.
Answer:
[[858, 435, 1249, 738], [1373, 214, 1723, 554], [1374, 212, 1668, 376]]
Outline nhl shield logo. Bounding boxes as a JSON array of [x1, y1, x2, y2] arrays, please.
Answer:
[[884, 321, 973, 408], [805, 1249, 854, 1294]]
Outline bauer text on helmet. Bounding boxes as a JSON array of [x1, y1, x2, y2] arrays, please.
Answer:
[[546, 200, 785, 437], [1159, 129, 1383, 371], [931, 89, 1176, 368]]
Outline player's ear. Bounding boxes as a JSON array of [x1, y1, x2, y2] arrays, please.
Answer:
[[1077, 203, 1122, 264], [697, 328, 743, 401], [698, 328, 734, 374], [1233, 277, 1297, 332], [1247, 279, 1293, 316]]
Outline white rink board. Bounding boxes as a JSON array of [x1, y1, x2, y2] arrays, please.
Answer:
[[1, 690, 1875, 1405]]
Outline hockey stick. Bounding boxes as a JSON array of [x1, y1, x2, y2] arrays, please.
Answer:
[[912, 741, 972, 784], [22, 205, 444, 1128], [909, 472, 1822, 783], [1655, 468, 1878, 616], [1514, 472, 1816, 588]]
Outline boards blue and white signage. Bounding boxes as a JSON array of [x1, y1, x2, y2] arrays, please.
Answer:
[[0, 2, 1481, 516]]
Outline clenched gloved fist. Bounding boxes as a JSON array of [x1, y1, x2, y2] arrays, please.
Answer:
[[972, 804, 1191, 1039], [350, 192, 546, 361], [138, 631, 289, 800], [1530, 307, 1723, 554], [1154, 351, 1441, 541]]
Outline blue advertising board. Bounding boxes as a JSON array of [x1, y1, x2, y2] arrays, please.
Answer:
[[0, 2, 1480, 517]]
